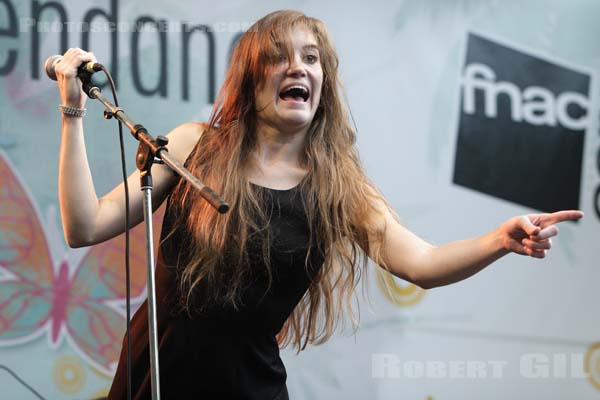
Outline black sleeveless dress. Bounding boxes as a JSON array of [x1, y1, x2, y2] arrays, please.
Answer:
[[108, 183, 324, 400]]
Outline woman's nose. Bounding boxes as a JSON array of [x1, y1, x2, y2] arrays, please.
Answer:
[[286, 56, 306, 76]]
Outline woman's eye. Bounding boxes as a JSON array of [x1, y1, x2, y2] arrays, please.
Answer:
[[305, 54, 318, 63], [272, 53, 286, 63]]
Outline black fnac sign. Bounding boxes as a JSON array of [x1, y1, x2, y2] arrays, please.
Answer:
[[453, 32, 590, 214]]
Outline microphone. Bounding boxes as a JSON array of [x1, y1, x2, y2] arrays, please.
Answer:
[[44, 55, 103, 81]]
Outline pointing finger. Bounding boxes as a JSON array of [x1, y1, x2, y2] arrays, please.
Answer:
[[543, 210, 584, 226]]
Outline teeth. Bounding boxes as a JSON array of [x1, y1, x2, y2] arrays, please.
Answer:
[[290, 85, 307, 92], [280, 84, 310, 102], [281, 84, 309, 94]]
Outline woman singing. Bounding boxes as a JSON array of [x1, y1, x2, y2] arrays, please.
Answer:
[[54, 10, 583, 399]]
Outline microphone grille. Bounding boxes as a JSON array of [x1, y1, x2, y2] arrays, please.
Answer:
[[44, 55, 62, 81]]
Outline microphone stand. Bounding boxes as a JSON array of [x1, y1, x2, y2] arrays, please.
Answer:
[[78, 73, 229, 400]]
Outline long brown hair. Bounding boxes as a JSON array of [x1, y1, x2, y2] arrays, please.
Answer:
[[170, 10, 390, 351]]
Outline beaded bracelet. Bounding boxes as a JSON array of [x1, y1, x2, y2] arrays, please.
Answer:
[[59, 104, 87, 118]]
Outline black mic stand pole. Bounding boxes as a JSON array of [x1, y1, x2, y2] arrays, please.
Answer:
[[78, 73, 229, 400]]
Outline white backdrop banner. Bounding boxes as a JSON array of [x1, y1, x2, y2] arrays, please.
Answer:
[[0, 0, 598, 399]]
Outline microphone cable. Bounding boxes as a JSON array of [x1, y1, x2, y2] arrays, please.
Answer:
[[96, 66, 134, 400]]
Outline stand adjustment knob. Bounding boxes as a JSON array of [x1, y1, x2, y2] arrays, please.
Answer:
[[156, 135, 169, 146]]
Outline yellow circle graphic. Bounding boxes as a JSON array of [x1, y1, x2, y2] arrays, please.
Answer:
[[376, 269, 426, 306], [585, 342, 600, 391], [52, 355, 86, 394]]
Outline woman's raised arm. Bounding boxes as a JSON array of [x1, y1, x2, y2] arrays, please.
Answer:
[[56, 48, 203, 247]]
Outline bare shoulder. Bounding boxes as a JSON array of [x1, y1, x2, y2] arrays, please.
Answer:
[[165, 122, 208, 163]]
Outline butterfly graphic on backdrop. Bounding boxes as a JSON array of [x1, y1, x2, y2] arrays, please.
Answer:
[[0, 150, 164, 375]]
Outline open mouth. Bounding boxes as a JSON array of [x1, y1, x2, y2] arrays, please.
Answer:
[[279, 84, 310, 102]]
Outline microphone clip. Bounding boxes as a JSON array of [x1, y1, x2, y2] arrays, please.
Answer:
[[79, 71, 100, 99]]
